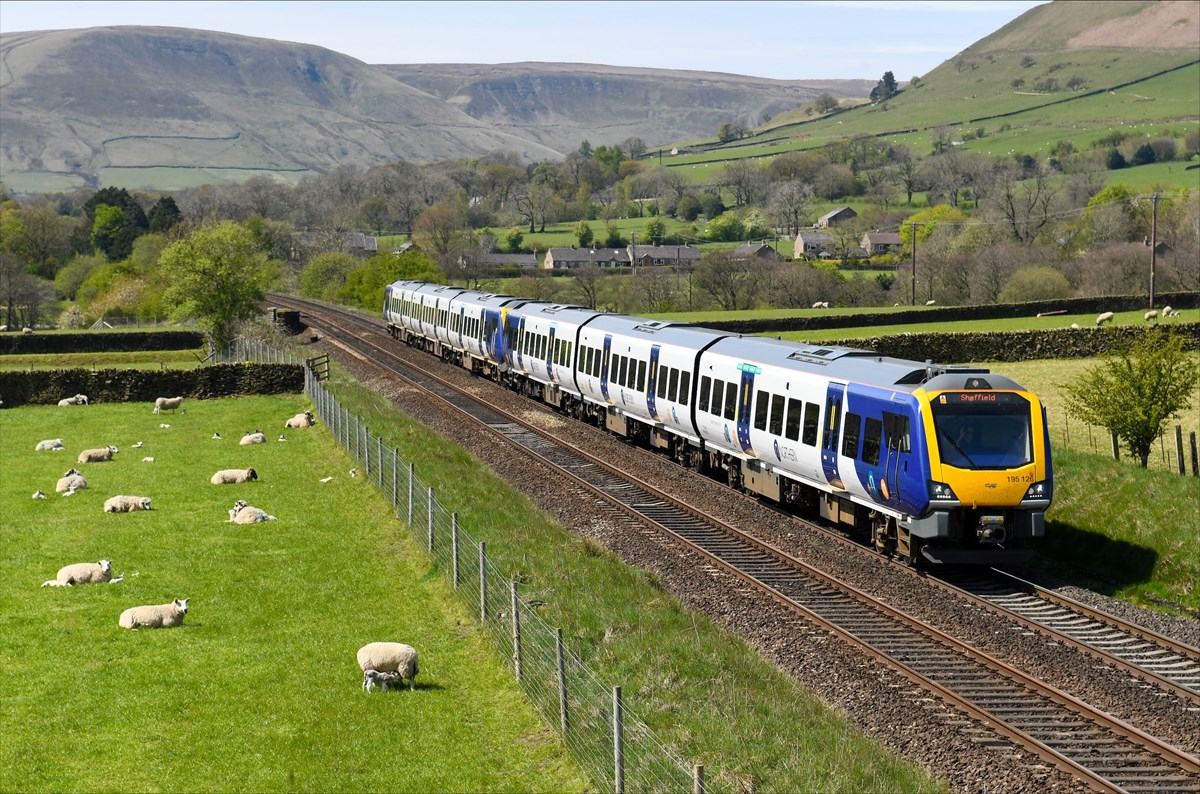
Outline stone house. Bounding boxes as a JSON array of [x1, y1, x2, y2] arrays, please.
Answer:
[[627, 244, 702, 268], [543, 247, 631, 270], [794, 231, 835, 258], [861, 231, 902, 255]]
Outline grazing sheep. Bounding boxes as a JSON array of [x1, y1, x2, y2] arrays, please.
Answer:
[[285, 411, 315, 429], [239, 431, 266, 445], [42, 559, 113, 587], [78, 445, 118, 464], [58, 394, 88, 407], [1161, 305, 1173, 319], [1070, 323, 1081, 329], [1144, 310, 1158, 322], [56, 468, 87, 493], [153, 396, 184, 414], [227, 499, 277, 524], [811, 301, 823, 309], [210, 467, 258, 485], [104, 495, 152, 513], [36, 438, 65, 452], [363, 669, 403, 693], [119, 598, 188, 629], [1096, 311, 1114, 326], [925, 299, 936, 306], [22, 326, 33, 334], [357, 642, 419, 691]]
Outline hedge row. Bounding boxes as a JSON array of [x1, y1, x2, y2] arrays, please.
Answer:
[[827, 323, 1200, 364], [0, 363, 303, 408], [0, 330, 206, 355]]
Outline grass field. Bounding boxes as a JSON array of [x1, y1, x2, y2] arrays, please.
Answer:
[[0, 396, 589, 793], [0, 349, 207, 372]]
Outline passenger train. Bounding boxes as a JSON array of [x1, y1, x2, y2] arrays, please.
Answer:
[[384, 280, 1053, 565]]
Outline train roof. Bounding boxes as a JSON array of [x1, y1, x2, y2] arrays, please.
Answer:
[[581, 314, 732, 349], [511, 302, 602, 325]]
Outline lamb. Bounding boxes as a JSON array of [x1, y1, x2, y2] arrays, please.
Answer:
[[357, 642, 419, 691], [1096, 311, 1114, 326], [58, 394, 88, 407], [363, 669, 403, 693], [35, 438, 65, 451], [56, 468, 87, 493], [119, 598, 188, 629], [1144, 310, 1158, 322], [104, 495, 152, 513], [239, 431, 266, 445], [210, 467, 258, 485], [153, 396, 184, 414], [285, 411, 315, 429], [227, 499, 277, 524], [78, 445, 118, 464], [42, 559, 114, 587]]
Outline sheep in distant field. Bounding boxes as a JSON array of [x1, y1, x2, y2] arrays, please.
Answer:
[[285, 411, 315, 429], [1096, 311, 1114, 326], [811, 302, 823, 309], [58, 394, 88, 407], [22, 327, 33, 334], [78, 445, 118, 464], [35, 438, 64, 452], [119, 598, 188, 629], [925, 299, 936, 306], [362, 669, 403, 693], [1144, 310, 1158, 322], [227, 499, 277, 524], [153, 396, 184, 414], [104, 495, 152, 513], [56, 468, 87, 493], [1070, 323, 1081, 329], [1161, 305, 1173, 319], [32, 490, 46, 499], [210, 467, 257, 485], [42, 559, 115, 587], [357, 642, 419, 691], [239, 431, 266, 445]]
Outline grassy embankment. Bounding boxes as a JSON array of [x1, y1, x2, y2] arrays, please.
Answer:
[[0, 393, 939, 793]]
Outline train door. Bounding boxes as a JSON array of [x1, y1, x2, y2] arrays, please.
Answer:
[[736, 365, 757, 455], [882, 410, 912, 509], [546, 324, 557, 382], [600, 334, 612, 402], [647, 345, 661, 421], [483, 309, 503, 362], [821, 383, 846, 489]]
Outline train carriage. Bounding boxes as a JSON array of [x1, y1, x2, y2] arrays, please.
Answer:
[[503, 302, 601, 408], [442, 290, 525, 377], [385, 282, 465, 357]]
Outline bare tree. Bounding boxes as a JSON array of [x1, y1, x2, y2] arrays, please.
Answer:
[[892, 146, 925, 206], [768, 181, 815, 236], [571, 266, 603, 309], [990, 162, 1061, 244], [693, 250, 761, 310], [722, 160, 768, 208]]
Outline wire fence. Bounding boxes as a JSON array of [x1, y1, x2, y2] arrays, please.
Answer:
[[1043, 403, 1199, 476], [230, 337, 711, 794]]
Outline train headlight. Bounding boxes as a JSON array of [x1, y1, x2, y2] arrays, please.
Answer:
[[929, 480, 958, 501], [1024, 481, 1050, 500]]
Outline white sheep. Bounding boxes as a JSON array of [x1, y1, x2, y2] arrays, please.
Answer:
[[103, 495, 152, 513], [285, 411, 315, 429], [35, 438, 65, 451], [1161, 305, 1173, 319], [210, 467, 258, 485], [58, 394, 88, 407], [239, 431, 266, 445], [56, 468, 87, 493], [1096, 311, 1114, 326], [78, 445, 118, 464], [811, 301, 823, 309], [119, 598, 188, 629], [153, 396, 184, 414], [925, 299, 936, 306], [362, 669, 402, 693], [1070, 323, 1080, 329], [42, 559, 114, 587], [227, 499, 277, 524], [1144, 310, 1158, 322], [357, 642, 419, 691]]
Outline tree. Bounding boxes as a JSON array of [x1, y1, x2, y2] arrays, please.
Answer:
[[1061, 329, 1200, 468], [148, 196, 182, 233], [90, 205, 129, 261], [1131, 143, 1156, 166], [869, 71, 898, 103], [642, 217, 666, 244], [574, 220, 594, 248], [1106, 149, 1128, 170], [300, 252, 359, 302], [997, 265, 1071, 302], [693, 251, 761, 311], [814, 93, 838, 114], [412, 205, 466, 263], [158, 222, 269, 351]]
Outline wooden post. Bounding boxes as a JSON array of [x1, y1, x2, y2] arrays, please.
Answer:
[[1190, 432, 1198, 477], [1175, 426, 1185, 475], [479, 542, 488, 621], [556, 628, 569, 737], [511, 581, 522, 682], [1111, 433, 1120, 461], [693, 764, 705, 794], [427, 487, 435, 553], [452, 513, 460, 588], [613, 686, 624, 794]]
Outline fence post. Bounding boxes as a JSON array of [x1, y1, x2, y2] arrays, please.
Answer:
[[693, 764, 705, 794], [452, 513, 460, 588], [613, 686, 624, 794], [427, 487, 435, 553], [355, 414, 361, 461], [407, 463, 415, 526], [364, 428, 371, 479], [1175, 426, 1185, 476], [1190, 432, 1198, 477], [1111, 433, 1120, 461], [377, 437, 383, 488], [479, 542, 488, 621], [392, 449, 399, 508], [557, 628, 569, 738], [511, 581, 522, 682]]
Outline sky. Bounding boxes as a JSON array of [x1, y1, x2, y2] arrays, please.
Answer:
[[0, 0, 1048, 81]]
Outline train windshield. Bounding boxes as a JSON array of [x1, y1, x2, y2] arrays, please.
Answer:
[[931, 391, 1033, 469]]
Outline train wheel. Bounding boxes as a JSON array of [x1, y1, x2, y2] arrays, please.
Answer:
[[871, 515, 896, 557]]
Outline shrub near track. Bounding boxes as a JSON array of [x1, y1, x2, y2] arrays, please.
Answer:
[[0, 397, 586, 793]]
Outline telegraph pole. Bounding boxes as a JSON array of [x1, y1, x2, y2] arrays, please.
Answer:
[[909, 222, 918, 306], [1149, 192, 1159, 310]]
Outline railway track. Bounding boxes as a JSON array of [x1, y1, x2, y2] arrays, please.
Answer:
[[270, 294, 1200, 793]]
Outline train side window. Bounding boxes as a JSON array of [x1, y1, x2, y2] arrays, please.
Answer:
[[709, 379, 723, 415], [678, 372, 690, 406], [610, 354, 621, 384], [861, 417, 883, 466], [699, 376, 711, 412], [619, 356, 629, 387], [668, 368, 680, 403], [785, 398, 802, 441], [754, 390, 769, 431], [637, 360, 647, 392], [594, 348, 603, 377], [770, 394, 785, 436], [802, 402, 820, 447], [883, 412, 911, 452], [541, 335, 548, 361], [657, 367, 669, 398], [723, 381, 737, 420], [842, 412, 862, 458]]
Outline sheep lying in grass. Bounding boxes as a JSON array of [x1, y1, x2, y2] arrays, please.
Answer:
[[104, 495, 152, 513], [357, 642, 419, 691], [119, 598, 187, 629], [42, 559, 121, 587], [35, 438, 64, 452], [56, 468, 87, 493], [227, 499, 277, 524], [78, 445, 118, 464], [153, 396, 184, 414], [1096, 311, 1114, 326], [362, 669, 403, 693], [58, 394, 88, 407], [239, 431, 266, 445], [210, 467, 257, 485], [285, 411, 315, 429]]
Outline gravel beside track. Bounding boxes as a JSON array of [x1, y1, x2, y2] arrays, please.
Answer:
[[319, 329, 1199, 794]]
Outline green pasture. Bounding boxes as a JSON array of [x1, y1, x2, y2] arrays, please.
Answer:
[[0, 349, 207, 372], [0, 396, 587, 793]]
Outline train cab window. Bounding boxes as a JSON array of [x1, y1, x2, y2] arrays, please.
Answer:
[[700, 376, 712, 412], [723, 381, 737, 420], [709, 379, 723, 415], [770, 394, 785, 436], [668, 369, 680, 403], [883, 412, 911, 453], [861, 417, 883, 466], [784, 398, 802, 441], [637, 360, 647, 392], [678, 372, 690, 406], [657, 368, 669, 399], [841, 412, 862, 459], [802, 402, 820, 446], [754, 390, 769, 431]]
